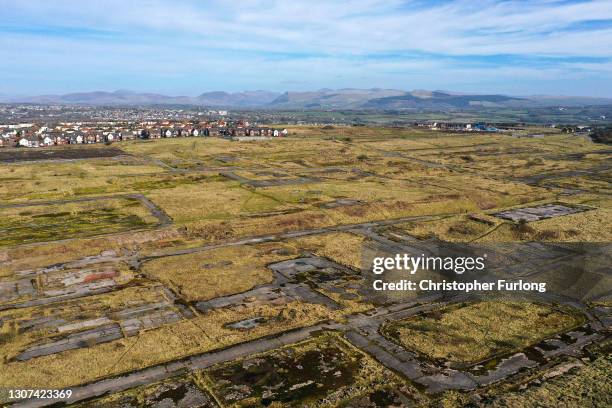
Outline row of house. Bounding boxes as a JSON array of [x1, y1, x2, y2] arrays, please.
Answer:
[[420, 122, 500, 132], [142, 126, 288, 139], [2, 129, 138, 148], [0, 121, 289, 148]]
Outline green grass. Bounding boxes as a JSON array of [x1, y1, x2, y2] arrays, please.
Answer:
[[0, 197, 159, 247]]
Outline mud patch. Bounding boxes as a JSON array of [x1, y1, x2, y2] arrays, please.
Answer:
[[206, 335, 361, 407], [78, 378, 217, 407]]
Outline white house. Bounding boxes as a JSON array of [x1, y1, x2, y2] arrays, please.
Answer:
[[42, 135, 54, 146], [18, 137, 39, 147]]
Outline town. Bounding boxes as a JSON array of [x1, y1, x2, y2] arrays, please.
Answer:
[[1, 113, 598, 149], [0, 118, 290, 148]]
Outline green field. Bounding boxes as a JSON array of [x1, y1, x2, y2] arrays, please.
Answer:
[[0, 197, 159, 246]]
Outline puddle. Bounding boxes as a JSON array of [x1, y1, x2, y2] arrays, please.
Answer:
[[522, 346, 548, 364], [536, 340, 561, 351]]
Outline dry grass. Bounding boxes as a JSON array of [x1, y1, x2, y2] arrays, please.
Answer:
[[141, 243, 294, 301], [384, 301, 583, 364], [0, 285, 164, 363], [482, 356, 612, 408], [0, 301, 332, 389], [0, 228, 182, 279], [395, 215, 497, 242], [0, 130, 609, 398], [0, 197, 160, 248], [479, 207, 612, 243], [289, 232, 365, 269], [0, 158, 165, 202]]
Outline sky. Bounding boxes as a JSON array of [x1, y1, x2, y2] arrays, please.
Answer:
[[1, 0, 612, 97]]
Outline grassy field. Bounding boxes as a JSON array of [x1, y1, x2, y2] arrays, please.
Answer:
[[0, 196, 159, 247], [141, 231, 366, 303], [1, 130, 605, 249], [0, 157, 167, 202], [382, 301, 584, 364], [0, 300, 333, 389], [0, 127, 609, 404], [142, 243, 284, 302], [482, 356, 612, 408]]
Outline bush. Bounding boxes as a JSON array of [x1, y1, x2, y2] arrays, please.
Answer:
[[590, 127, 612, 144]]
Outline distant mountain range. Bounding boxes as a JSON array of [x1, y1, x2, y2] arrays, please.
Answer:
[[2, 88, 611, 109]]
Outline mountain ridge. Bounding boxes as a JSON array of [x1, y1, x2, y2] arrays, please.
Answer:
[[2, 89, 611, 109]]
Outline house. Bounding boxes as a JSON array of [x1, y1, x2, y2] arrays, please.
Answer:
[[18, 136, 39, 148], [85, 133, 96, 144], [0, 133, 12, 147], [121, 130, 136, 140], [69, 134, 84, 144], [42, 135, 54, 146]]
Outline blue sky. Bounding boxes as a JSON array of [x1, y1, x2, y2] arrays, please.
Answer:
[[1, 0, 611, 97]]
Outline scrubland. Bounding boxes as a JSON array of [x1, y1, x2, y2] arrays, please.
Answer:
[[382, 301, 584, 364], [0, 127, 609, 405]]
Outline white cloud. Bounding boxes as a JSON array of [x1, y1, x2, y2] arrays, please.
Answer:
[[0, 0, 611, 94]]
